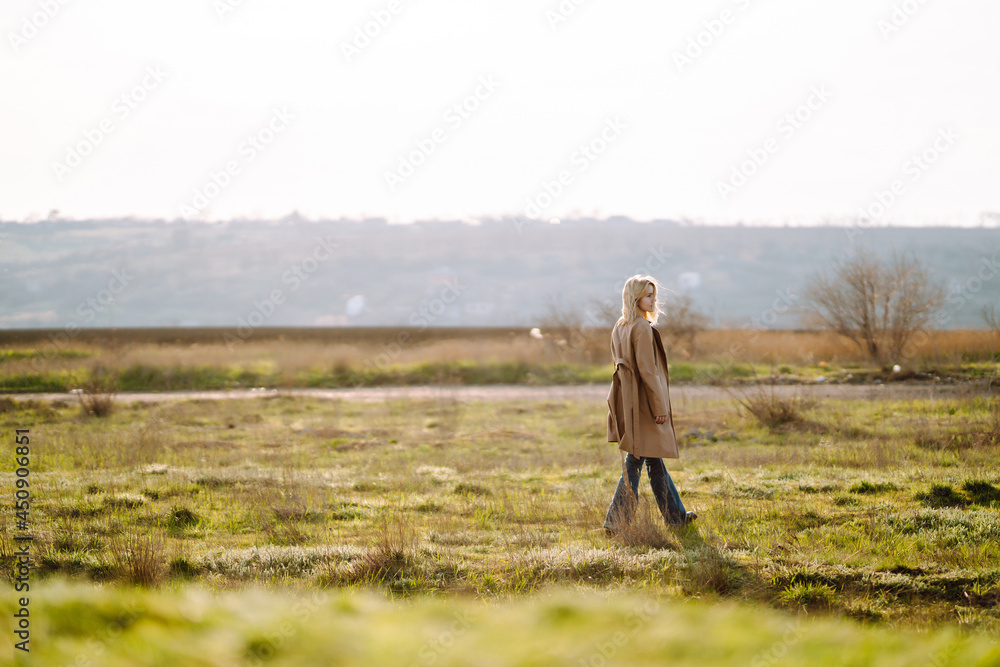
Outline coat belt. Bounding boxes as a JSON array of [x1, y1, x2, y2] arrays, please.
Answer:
[[613, 357, 641, 452]]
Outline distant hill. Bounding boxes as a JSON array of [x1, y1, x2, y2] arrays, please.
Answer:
[[1, 216, 997, 330]]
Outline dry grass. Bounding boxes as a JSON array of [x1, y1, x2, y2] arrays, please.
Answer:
[[690, 329, 998, 365], [2, 329, 995, 384], [106, 522, 167, 586], [725, 379, 817, 430], [609, 496, 683, 550], [55, 420, 169, 469], [321, 513, 420, 586], [74, 366, 119, 417]]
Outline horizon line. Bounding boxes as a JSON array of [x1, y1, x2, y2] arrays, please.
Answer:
[[3, 212, 999, 229]]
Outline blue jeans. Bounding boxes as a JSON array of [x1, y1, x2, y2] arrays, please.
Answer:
[[604, 453, 687, 529]]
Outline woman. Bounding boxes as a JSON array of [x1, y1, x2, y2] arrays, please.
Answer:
[[604, 275, 696, 534]]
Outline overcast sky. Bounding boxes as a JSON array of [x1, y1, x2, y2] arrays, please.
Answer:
[[2, 0, 998, 226]]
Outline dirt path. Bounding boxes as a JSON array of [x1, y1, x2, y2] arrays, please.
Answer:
[[10, 382, 988, 404]]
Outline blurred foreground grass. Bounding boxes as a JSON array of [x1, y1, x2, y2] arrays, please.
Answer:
[[3, 580, 1000, 666]]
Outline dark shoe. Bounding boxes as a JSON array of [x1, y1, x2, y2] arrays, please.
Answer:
[[666, 511, 697, 527]]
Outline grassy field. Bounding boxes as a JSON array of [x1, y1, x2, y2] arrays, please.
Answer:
[[1, 327, 997, 392], [2, 376, 1000, 664]]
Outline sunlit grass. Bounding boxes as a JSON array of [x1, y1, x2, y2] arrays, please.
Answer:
[[2, 391, 1000, 640]]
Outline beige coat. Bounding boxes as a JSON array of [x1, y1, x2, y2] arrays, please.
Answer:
[[606, 318, 679, 458]]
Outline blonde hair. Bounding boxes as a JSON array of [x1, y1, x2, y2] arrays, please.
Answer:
[[619, 274, 662, 326]]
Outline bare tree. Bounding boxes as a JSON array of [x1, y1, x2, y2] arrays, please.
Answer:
[[538, 290, 711, 362], [578, 292, 710, 357], [540, 294, 585, 335], [584, 297, 621, 328], [658, 292, 711, 356], [984, 304, 1000, 336], [801, 247, 946, 366], [538, 296, 605, 363]]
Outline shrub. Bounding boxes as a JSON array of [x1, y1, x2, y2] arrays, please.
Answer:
[[454, 482, 491, 497], [107, 525, 166, 586], [327, 515, 419, 585], [778, 582, 836, 609], [726, 376, 815, 430], [74, 366, 119, 418], [168, 506, 201, 529], [962, 480, 1000, 505], [169, 557, 202, 578], [914, 484, 968, 508], [850, 481, 898, 495]]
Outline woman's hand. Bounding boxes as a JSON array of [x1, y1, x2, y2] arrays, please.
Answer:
[[654, 415, 667, 424]]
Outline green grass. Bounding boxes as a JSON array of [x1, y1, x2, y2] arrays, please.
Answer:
[[0, 361, 610, 393], [0, 369, 85, 393], [850, 481, 899, 495], [2, 391, 1000, 660], [0, 348, 92, 362], [1, 351, 994, 393]]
